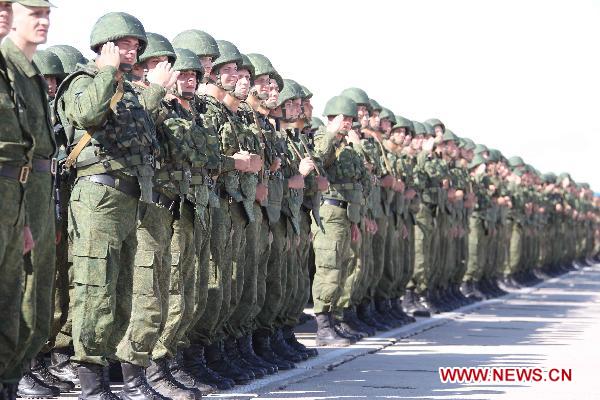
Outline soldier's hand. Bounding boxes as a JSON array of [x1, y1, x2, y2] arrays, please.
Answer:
[[351, 223, 362, 243], [455, 189, 464, 200], [404, 188, 416, 200], [247, 154, 263, 173], [269, 157, 281, 172], [299, 157, 315, 176], [23, 225, 34, 255], [423, 137, 435, 152], [326, 114, 344, 134], [381, 174, 395, 188], [96, 42, 121, 70], [393, 179, 405, 192], [255, 183, 268, 203], [287, 175, 305, 189], [316, 176, 329, 192], [147, 61, 179, 88], [232, 151, 252, 172], [347, 129, 361, 146]]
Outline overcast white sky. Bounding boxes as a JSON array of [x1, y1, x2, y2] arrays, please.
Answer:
[[42, 0, 599, 191]]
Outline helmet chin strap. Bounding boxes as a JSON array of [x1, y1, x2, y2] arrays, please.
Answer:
[[119, 63, 133, 72]]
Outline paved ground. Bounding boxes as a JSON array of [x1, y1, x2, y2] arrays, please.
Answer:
[[58, 263, 600, 400], [214, 263, 600, 399]]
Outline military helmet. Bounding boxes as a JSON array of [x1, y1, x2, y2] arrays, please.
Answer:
[[271, 71, 284, 91], [239, 54, 255, 80], [310, 117, 325, 130], [300, 85, 312, 100], [246, 53, 276, 78], [391, 115, 413, 132], [474, 144, 488, 154], [339, 87, 371, 109], [171, 29, 219, 58], [542, 172, 557, 184], [442, 129, 459, 143], [139, 32, 176, 64], [422, 121, 435, 136], [46, 45, 87, 75], [323, 95, 358, 120], [425, 118, 445, 132], [172, 48, 203, 77], [369, 98, 382, 113], [379, 107, 396, 124], [487, 149, 502, 162], [33, 49, 64, 77], [412, 121, 427, 136], [277, 79, 302, 107], [90, 12, 147, 54], [459, 138, 476, 151], [468, 154, 487, 169], [211, 40, 242, 73], [508, 156, 525, 168]]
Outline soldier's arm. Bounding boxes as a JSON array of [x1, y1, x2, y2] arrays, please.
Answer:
[[63, 66, 121, 129], [139, 83, 167, 116], [312, 127, 337, 168]]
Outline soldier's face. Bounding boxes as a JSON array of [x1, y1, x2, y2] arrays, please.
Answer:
[[390, 127, 406, 144], [234, 68, 251, 99], [11, 4, 50, 45], [199, 56, 213, 81], [302, 98, 313, 119], [357, 105, 369, 129], [44, 75, 57, 97], [216, 62, 238, 90], [145, 56, 168, 71], [434, 125, 444, 136], [411, 136, 423, 150], [380, 119, 391, 134], [0, 2, 13, 39], [130, 63, 145, 80], [177, 70, 197, 98], [369, 110, 380, 130], [284, 99, 296, 120], [115, 37, 140, 66], [265, 79, 279, 109], [253, 74, 270, 100]]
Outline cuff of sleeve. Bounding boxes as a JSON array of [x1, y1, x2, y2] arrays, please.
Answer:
[[221, 156, 236, 173]]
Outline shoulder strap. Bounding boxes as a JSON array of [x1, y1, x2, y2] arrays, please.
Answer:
[[64, 78, 124, 169]]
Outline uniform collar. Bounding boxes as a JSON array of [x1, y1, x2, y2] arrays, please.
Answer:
[[1, 38, 39, 78]]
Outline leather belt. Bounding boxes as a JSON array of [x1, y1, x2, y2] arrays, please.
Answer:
[[322, 198, 348, 209], [0, 164, 30, 183], [33, 158, 58, 175], [78, 174, 141, 198], [152, 191, 179, 212]]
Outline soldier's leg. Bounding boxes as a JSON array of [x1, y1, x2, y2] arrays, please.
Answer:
[[249, 209, 271, 333], [370, 216, 388, 301], [408, 207, 433, 295], [335, 223, 363, 314], [0, 178, 25, 380]]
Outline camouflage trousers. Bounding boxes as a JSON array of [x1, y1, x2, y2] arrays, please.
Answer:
[[188, 198, 232, 345], [227, 202, 262, 339], [463, 214, 487, 283], [248, 208, 272, 333], [335, 222, 365, 313], [4, 173, 55, 382], [408, 205, 435, 294], [255, 216, 290, 333], [173, 202, 210, 350], [394, 215, 415, 298], [377, 215, 400, 300], [70, 179, 138, 367], [369, 216, 388, 301], [0, 177, 25, 381], [311, 204, 352, 314]]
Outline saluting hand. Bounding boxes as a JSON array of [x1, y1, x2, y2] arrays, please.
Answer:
[[95, 42, 120, 70], [147, 61, 179, 89]]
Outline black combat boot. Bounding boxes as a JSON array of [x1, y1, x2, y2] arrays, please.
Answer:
[[204, 341, 252, 385], [168, 351, 216, 395], [48, 348, 79, 386], [253, 330, 295, 371], [270, 329, 306, 362], [237, 334, 278, 374], [389, 298, 416, 323], [460, 280, 484, 302], [282, 326, 318, 358], [357, 301, 390, 331], [77, 363, 119, 400], [334, 309, 367, 340], [17, 363, 60, 399], [451, 284, 472, 306], [347, 306, 376, 336], [2, 383, 17, 400], [224, 337, 265, 379], [145, 358, 198, 400], [375, 299, 404, 327], [419, 290, 441, 314], [402, 290, 431, 318], [30, 354, 75, 393], [181, 345, 234, 391], [119, 362, 166, 400], [314, 313, 352, 347]]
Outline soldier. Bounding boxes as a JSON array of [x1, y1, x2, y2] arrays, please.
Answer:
[[1, 1, 58, 398], [172, 30, 220, 92], [311, 95, 368, 347], [0, 2, 30, 399], [55, 12, 176, 399]]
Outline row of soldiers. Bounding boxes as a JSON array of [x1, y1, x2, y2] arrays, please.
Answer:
[[1, 2, 599, 400]]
